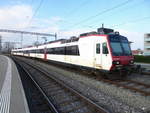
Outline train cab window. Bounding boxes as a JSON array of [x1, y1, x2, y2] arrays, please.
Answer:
[[103, 42, 108, 54], [96, 43, 100, 54]]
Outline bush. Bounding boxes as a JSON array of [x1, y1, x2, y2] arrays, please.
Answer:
[[134, 55, 150, 63]]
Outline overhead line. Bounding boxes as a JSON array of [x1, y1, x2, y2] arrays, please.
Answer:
[[66, 0, 133, 29], [65, 0, 90, 17], [83, 0, 145, 28], [60, 0, 90, 26], [0, 29, 55, 37], [27, 0, 44, 27], [111, 16, 150, 28]]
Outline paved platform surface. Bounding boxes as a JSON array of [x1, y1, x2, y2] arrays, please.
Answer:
[[136, 63, 150, 70], [0, 55, 30, 113]]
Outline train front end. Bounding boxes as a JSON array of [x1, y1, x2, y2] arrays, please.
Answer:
[[108, 34, 137, 76]]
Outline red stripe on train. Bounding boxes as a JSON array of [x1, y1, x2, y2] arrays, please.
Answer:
[[44, 53, 47, 60]]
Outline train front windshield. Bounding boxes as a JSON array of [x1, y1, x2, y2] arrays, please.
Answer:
[[109, 35, 132, 56]]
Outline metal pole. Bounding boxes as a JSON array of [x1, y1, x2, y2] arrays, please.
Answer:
[[55, 33, 57, 40], [8, 42, 9, 53], [37, 35, 39, 43], [21, 33, 23, 48], [36, 35, 39, 48], [0, 35, 2, 53], [102, 23, 104, 28]]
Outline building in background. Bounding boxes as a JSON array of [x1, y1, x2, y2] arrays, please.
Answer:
[[132, 49, 143, 55], [144, 33, 150, 56]]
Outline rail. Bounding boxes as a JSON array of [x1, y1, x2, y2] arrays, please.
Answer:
[[14, 57, 109, 113]]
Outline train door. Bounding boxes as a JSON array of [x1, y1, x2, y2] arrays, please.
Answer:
[[101, 42, 110, 70], [44, 47, 47, 60], [95, 43, 102, 68]]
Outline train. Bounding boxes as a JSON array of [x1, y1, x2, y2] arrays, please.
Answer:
[[11, 27, 139, 79]]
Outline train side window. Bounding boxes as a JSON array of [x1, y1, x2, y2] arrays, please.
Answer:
[[71, 46, 77, 55], [66, 46, 71, 55], [46, 46, 79, 55], [36, 49, 40, 53], [47, 48, 52, 54], [60, 47, 65, 54], [96, 43, 100, 54], [103, 42, 108, 54], [66, 45, 79, 55]]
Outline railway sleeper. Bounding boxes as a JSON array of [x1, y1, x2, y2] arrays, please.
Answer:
[[56, 97, 79, 106], [57, 100, 78, 107], [59, 101, 85, 113]]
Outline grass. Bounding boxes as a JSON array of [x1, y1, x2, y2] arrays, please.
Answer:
[[134, 55, 150, 63]]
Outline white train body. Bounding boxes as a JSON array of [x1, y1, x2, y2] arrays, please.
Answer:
[[12, 28, 134, 74]]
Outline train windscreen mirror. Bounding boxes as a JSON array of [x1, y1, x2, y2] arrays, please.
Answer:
[[103, 43, 108, 54], [96, 43, 100, 54]]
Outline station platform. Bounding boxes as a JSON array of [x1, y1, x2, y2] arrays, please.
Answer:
[[136, 62, 150, 72], [0, 55, 30, 113], [136, 62, 150, 68]]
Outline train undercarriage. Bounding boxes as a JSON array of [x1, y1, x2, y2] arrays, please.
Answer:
[[104, 64, 142, 80]]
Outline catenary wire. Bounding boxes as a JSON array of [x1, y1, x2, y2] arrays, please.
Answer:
[[65, 0, 91, 17], [79, 0, 146, 29], [63, 0, 133, 29], [27, 0, 44, 27], [110, 16, 150, 28]]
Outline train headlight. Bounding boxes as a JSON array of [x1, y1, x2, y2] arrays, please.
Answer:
[[113, 61, 120, 65], [116, 61, 120, 64], [130, 60, 134, 64]]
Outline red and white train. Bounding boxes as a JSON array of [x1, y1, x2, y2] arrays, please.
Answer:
[[12, 27, 136, 78]]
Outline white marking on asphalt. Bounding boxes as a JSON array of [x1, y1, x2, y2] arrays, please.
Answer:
[[0, 57, 12, 113]]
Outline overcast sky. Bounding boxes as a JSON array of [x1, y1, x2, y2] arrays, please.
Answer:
[[0, 0, 150, 49]]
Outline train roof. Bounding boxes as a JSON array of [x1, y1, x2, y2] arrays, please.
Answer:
[[12, 27, 122, 51]]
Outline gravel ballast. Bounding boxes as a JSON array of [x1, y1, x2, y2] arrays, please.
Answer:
[[16, 57, 150, 113], [127, 73, 150, 85]]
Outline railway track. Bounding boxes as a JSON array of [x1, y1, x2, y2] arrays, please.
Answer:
[[102, 79, 150, 96], [13, 57, 109, 113], [35, 58, 150, 96], [14, 59, 59, 113], [14, 56, 150, 97], [38, 57, 150, 96]]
